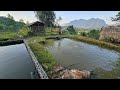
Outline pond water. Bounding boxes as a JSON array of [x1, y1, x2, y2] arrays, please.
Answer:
[[46, 38, 120, 79], [0, 43, 39, 79]]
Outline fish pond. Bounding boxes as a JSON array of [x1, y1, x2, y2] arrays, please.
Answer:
[[46, 38, 120, 79], [0, 43, 39, 79]]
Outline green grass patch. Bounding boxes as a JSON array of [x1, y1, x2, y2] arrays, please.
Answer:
[[0, 32, 19, 41], [27, 36, 57, 77], [29, 43, 57, 76]]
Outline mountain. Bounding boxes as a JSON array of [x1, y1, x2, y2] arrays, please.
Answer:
[[64, 18, 108, 29]]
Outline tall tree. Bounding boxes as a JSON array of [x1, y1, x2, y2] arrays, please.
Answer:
[[55, 16, 62, 34], [19, 19, 24, 23], [34, 11, 56, 27], [111, 12, 120, 22], [26, 21, 30, 26], [7, 13, 16, 31], [55, 16, 62, 27], [7, 13, 14, 20], [67, 25, 76, 34]]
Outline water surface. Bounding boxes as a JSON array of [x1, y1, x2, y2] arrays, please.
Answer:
[[0, 44, 39, 79], [46, 38, 120, 79]]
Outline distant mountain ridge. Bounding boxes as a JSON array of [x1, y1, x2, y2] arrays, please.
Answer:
[[64, 18, 108, 29]]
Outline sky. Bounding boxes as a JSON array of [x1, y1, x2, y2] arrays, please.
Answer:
[[0, 11, 119, 25]]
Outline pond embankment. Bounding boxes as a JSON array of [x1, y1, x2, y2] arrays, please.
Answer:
[[0, 39, 23, 46], [62, 35, 120, 53]]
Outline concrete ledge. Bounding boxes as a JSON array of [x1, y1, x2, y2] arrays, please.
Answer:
[[23, 39, 49, 79]]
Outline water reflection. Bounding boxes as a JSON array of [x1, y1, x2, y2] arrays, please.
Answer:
[[46, 38, 120, 79], [0, 44, 39, 79]]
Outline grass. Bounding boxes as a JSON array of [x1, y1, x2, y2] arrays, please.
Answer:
[[27, 36, 57, 77], [18, 27, 29, 37], [62, 35, 120, 52], [0, 32, 19, 41]]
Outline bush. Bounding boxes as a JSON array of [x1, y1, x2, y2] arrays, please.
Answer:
[[67, 25, 76, 34], [18, 27, 29, 37], [87, 29, 100, 39], [80, 32, 87, 36]]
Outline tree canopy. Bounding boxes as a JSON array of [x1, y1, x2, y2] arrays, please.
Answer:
[[67, 25, 76, 34], [0, 14, 26, 31], [34, 11, 56, 27], [111, 12, 120, 22]]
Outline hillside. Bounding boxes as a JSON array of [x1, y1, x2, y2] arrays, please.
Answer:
[[0, 16, 26, 31], [65, 18, 108, 29]]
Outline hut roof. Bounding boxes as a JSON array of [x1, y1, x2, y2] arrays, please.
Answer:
[[101, 26, 120, 32], [28, 21, 44, 27]]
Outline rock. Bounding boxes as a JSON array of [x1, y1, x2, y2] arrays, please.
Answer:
[[69, 69, 90, 79], [52, 65, 91, 79]]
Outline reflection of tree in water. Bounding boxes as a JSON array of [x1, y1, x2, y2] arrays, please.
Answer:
[[93, 58, 120, 79], [57, 40, 62, 64], [46, 40, 55, 47], [58, 40, 61, 50]]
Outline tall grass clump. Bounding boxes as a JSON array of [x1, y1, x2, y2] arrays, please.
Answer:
[[29, 42, 57, 73]]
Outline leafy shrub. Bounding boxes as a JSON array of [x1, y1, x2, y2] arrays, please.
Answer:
[[87, 29, 100, 39], [80, 32, 87, 36], [67, 25, 76, 34]]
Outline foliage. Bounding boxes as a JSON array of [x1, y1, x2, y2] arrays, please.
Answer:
[[18, 26, 29, 37], [28, 39, 57, 73], [0, 32, 19, 41], [0, 15, 26, 32], [54, 16, 62, 27], [67, 25, 76, 34], [34, 11, 56, 27], [80, 32, 87, 36], [87, 29, 100, 39], [45, 27, 58, 35], [111, 12, 120, 22]]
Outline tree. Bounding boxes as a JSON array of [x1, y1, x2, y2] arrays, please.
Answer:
[[55, 16, 62, 27], [19, 19, 24, 23], [26, 21, 30, 26], [7, 13, 14, 20], [7, 13, 16, 31], [87, 29, 100, 39], [19, 19, 25, 29], [55, 16, 62, 34], [67, 25, 76, 34], [111, 12, 120, 22], [34, 11, 56, 27]]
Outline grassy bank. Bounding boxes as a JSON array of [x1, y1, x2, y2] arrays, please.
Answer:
[[27, 36, 57, 78], [0, 32, 19, 41], [62, 35, 120, 52]]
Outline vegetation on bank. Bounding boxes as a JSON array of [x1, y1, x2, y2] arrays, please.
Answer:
[[0, 32, 19, 41], [0, 14, 26, 32], [27, 36, 57, 77], [0, 26, 29, 41], [62, 35, 120, 52]]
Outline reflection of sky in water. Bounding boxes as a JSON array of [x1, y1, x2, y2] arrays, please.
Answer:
[[0, 44, 39, 79]]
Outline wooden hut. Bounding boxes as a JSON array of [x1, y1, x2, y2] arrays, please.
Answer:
[[99, 26, 120, 43], [28, 21, 45, 35]]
